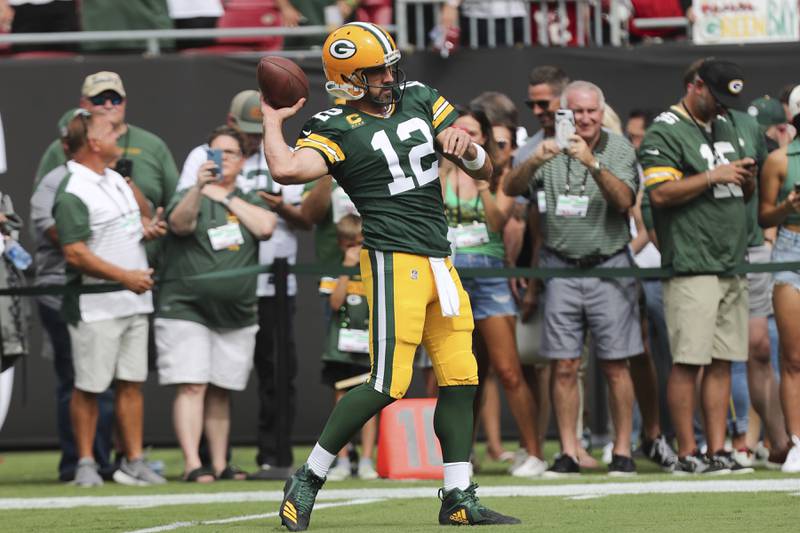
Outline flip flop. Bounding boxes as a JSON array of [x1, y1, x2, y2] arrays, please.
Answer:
[[183, 466, 215, 483], [217, 465, 248, 480]]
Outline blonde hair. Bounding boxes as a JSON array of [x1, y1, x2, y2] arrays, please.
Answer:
[[336, 213, 362, 242]]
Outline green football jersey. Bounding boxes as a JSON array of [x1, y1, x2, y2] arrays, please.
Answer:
[[728, 109, 769, 247], [640, 104, 748, 274], [295, 81, 457, 258]]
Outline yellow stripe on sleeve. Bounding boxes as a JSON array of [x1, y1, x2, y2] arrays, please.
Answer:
[[295, 133, 345, 164], [432, 96, 446, 114], [433, 104, 455, 129], [643, 166, 682, 187]]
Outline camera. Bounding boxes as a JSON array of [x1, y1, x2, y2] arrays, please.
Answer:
[[555, 109, 575, 150], [115, 158, 133, 178]]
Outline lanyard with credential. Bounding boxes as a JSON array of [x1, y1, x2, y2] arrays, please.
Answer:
[[563, 157, 590, 196]]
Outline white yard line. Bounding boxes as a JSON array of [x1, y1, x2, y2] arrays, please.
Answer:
[[123, 499, 383, 533], [2, 478, 800, 511]]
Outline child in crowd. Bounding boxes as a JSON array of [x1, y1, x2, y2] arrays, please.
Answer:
[[320, 214, 378, 480]]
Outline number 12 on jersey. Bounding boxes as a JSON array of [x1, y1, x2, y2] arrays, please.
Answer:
[[372, 117, 438, 196]]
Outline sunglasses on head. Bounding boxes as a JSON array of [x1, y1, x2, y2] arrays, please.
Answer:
[[89, 92, 124, 106], [525, 99, 551, 110]]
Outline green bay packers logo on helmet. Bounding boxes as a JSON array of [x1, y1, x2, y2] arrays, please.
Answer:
[[330, 39, 357, 59], [322, 22, 404, 103]]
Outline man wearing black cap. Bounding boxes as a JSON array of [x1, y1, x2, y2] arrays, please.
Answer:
[[639, 58, 757, 475]]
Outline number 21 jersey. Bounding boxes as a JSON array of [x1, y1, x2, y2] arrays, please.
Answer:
[[296, 81, 457, 257]]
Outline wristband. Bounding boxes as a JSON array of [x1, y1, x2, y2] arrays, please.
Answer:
[[461, 143, 486, 171], [222, 191, 236, 207]]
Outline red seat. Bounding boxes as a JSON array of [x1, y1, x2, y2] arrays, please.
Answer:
[[356, 0, 392, 25], [216, 1, 283, 51]]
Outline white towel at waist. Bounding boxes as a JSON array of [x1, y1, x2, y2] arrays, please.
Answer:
[[429, 257, 460, 317]]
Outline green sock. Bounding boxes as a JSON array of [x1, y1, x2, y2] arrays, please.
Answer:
[[318, 383, 395, 454], [435, 385, 477, 463]]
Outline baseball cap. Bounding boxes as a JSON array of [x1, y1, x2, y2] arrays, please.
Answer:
[[81, 71, 126, 98], [698, 59, 744, 109], [57, 108, 89, 138], [747, 96, 786, 127], [789, 85, 800, 121], [229, 90, 263, 134]]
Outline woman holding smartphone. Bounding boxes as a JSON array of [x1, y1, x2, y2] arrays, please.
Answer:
[[759, 86, 800, 473], [441, 106, 545, 477], [155, 126, 277, 482]]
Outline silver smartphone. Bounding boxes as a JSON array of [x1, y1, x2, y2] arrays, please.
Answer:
[[555, 109, 576, 149]]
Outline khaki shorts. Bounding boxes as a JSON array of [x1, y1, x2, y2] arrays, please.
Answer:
[[663, 275, 748, 365], [69, 314, 149, 393], [155, 318, 258, 391]]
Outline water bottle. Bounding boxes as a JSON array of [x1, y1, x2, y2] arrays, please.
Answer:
[[4, 239, 32, 270]]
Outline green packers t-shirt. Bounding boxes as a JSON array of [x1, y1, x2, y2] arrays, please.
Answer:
[[157, 188, 269, 328], [36, 124, 179, 211], [295, 81, 457, 258], [640, 104, 748, 274]]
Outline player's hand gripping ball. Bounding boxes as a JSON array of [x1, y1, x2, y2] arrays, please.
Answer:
[[257, 56, 310, 109]]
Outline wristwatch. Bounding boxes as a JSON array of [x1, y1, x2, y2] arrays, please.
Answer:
[[589, 158, 602, 175], [221, 191, 236, 207]]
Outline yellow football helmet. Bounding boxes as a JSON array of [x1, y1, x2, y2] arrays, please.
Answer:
[[322, 22, 403, 102]]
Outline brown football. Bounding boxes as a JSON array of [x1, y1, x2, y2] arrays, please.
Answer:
[[257, 56, 310, 109]]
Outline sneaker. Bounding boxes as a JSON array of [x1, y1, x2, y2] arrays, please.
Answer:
[[601, 442, 613, 465], [754, 441, 770, 466], [509, 455, 547, 478], [640, 435, 678, 472], [543, 454, 580, 478], [438, 483, 521, 525], [326, 462, 351, 481], [357, 458, 379, 480], [510, 448, 528, 471], [707, 451, 754, 475], [74, 458, 103, 487], [608, 454, 636, 477], [113, 457, 167, 486], [781, 435, 800, 473], [673, 450, 708, 475], [279, 464, 326, 532], [732, 447, 755, 468]]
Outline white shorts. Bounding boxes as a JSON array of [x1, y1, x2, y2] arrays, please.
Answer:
[[69, 314, 149, 393], [155, 318, 258, 391]]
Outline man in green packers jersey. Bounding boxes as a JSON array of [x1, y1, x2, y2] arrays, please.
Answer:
[[261, 22, 519, 530], [640, 58, 757, 475]]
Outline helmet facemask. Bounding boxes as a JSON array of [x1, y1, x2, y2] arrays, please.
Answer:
[[348, 61, 407, 107]]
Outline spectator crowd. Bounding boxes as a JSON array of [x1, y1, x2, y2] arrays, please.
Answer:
[[1, 44, 799, 486]]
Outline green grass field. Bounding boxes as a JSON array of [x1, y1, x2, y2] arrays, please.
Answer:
[[1, 443, 799, 532]]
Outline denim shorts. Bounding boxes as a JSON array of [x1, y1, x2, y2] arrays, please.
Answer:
[[452, 253, 517, 320], [773, 227, 800, 291]]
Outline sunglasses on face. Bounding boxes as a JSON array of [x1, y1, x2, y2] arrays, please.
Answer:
[[525, 99, 551, 111], [89, 93, 124, 106]]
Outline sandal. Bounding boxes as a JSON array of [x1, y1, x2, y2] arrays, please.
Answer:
[[183, 466, 216, 483], [217, 465, 248, 480]]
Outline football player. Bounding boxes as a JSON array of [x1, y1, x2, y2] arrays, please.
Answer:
[[260, 22, 520, 530]]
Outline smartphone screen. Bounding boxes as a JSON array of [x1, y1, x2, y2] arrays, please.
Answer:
[[206, 148, 223, 180]]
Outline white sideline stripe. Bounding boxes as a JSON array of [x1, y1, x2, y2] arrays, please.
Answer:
[[2, 479, 800, 511], [124, 498, 382, 533]]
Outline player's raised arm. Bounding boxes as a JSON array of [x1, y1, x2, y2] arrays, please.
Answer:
[[436, 126, 493, 181], [260, 97, 329, 185]]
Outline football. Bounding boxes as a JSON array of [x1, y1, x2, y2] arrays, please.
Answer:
[[257, 56, 310, 109]]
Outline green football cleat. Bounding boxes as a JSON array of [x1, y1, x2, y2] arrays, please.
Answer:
[[438, 483, 521, 526], [279, 464, 326, 531]]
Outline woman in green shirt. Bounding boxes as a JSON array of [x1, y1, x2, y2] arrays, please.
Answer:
[[441, 107, 545, 477], [759, 87, 800, 473]]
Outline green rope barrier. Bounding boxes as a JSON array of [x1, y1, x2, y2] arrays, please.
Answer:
[[0, 260, 798, 297]]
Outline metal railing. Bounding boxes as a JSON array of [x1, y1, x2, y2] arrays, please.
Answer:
[[395, 0, 628, 49]]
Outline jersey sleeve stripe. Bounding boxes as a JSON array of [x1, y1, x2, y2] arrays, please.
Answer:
[[296, 134, 345, 163], [432, 96, 446, 114], [644, 175, 675, 187], [433, 104, 455, 128], [644, 166, 682, 180]]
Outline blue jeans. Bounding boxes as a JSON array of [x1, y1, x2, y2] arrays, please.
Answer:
[[729, 361, 749, 436], [641, 280, 674, 440], [38, 302, 114, 481]]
